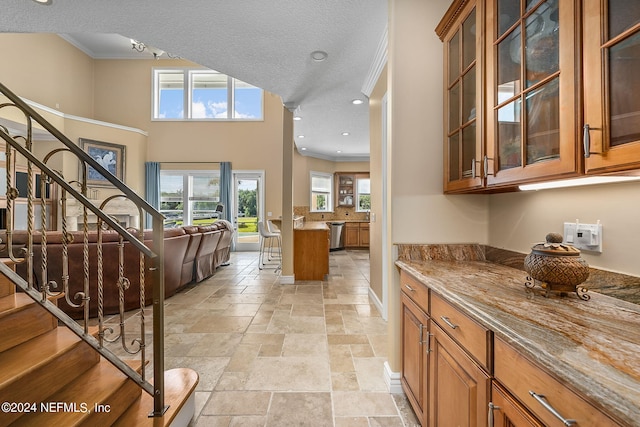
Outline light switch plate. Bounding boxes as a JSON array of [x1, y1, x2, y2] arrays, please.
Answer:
[[563, 222, 603, 253]]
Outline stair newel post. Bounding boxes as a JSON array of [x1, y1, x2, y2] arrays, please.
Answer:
[[151, 213, 168, 416]]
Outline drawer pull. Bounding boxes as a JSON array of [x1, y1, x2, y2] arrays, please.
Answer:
[[488, 402, 500, 427], [440, 316, 459, 329], [404, 284, 415, 292], [529, 391, 577, 426]]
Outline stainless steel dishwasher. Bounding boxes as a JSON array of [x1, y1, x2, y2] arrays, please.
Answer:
[[329, 221, 345, 251]]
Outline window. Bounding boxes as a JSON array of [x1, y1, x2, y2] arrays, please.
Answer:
[[356, 177, 371, 212], [154, 69, 263, 120], [160, 170, 220, 227], [310, 172, 333, 212]]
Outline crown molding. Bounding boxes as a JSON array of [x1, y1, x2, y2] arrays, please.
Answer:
[[361, 25, 388, 97]]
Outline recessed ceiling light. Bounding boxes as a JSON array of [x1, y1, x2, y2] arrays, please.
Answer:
[[351, 99, 364, 105], [293, 116, 302, 121], [337, 150, 342, 153], [310, 50, 328, 62], [297, 135, 305, 138], [32, 0, 52, 3], [342, 132, 350, 136], [301, 147, 307, 151]]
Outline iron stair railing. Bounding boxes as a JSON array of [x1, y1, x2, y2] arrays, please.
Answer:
[[0, 81, 167, 417]]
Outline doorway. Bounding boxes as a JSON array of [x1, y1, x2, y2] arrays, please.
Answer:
[[233, 171, 264, 251]]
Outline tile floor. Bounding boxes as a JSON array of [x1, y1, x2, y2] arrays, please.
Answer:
[[109, 250, 420, 426]]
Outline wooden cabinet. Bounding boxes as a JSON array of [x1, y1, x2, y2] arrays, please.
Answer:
[[335, 173, 355, 207], [401, 270, 491, 427], [485, 0, 580, 187], [437, 0, 484, 193], [293, 223, 329, 281], [583, 1, 640, 174], [401, 293, 429, 425], [344, 222, 369, 248], [489, 382, 544, 427], [429, 321, 490, 427], [494, 337, 619, 427]]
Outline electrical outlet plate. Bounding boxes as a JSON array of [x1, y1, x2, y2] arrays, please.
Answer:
[[563, 222, 603, 253]]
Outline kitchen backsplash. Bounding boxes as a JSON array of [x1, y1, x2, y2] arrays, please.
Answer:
[[294, 206, 370, 222]]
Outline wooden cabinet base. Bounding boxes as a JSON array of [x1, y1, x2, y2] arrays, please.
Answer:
[[293, 226, 329, 281]]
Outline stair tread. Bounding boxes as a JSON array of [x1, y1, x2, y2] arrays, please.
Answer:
[[0, 292, 63, 317], [0, 325, 99, 388], [113, 368, 199, 427], [10, 359, 144, 427]]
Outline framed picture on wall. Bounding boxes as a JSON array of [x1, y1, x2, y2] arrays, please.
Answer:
[[80, 138, 126, 187]]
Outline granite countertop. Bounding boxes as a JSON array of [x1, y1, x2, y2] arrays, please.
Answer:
[[294, 221, 329, 231], [396, 259, 640, 427]]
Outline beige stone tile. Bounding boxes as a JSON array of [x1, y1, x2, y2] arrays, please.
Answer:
[[258, 344, 283, 357], [354, 357, 388, 391], [193, 391, 211, 420], [325, 323, 346, 334], [245, 357, 331, 391], [187, 315, 253, 333], [334, 417, 370, 427], [241, 333, 285, 346], [369, 416, 407, 427], [164, 333, 208, 357], [215, 372, 249, 391], [328, 334, 369, 345], [329, 344, 355, 373], [368, 334, 388, 358], [229, 416, 267, 426], [332, 392, 399, 417], [201, 391, 271, 416], [265, 392, 333, 427], [282, 333, 327, 357], [331, 372, 360, 391], [291, 303, 325, 317], [279, 293, 323, 305], [194, 415, 231, 427], [225, 343, 260, 372], [187, 333, 243, 357], [166, 356, 229, 392], [350, 343, 375, 357]]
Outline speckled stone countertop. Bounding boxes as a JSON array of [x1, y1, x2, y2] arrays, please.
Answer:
[[396, 258, 640, 426]]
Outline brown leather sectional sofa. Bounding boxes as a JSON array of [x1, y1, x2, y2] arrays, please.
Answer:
[[2, 220, 233, 318]]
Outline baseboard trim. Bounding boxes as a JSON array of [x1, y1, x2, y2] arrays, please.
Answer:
[[368, 287, 385, 320], [384, 361, 403, 394], [280, 275, 295, 285]]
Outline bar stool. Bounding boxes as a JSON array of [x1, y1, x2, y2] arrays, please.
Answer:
[[258, 221, 281, 271]]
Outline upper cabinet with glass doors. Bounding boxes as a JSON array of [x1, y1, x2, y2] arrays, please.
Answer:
[[485, 0, 580, 187], [583, 1, 640, 173], [437, 0, 484, 193]]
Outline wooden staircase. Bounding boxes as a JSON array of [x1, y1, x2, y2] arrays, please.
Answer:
[[0, 262, 198, 427]]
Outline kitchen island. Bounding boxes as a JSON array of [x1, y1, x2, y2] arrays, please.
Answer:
[[294, 221, 329, 281], [396, 247, 640, 427]]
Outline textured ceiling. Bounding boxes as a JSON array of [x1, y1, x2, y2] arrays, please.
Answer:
[[1, 0, 388, 161]]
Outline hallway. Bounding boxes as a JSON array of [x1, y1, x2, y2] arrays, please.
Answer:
[[154, 249, 418, 426]]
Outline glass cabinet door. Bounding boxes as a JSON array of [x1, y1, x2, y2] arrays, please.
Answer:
[[441, 0, 484, 193], [584, 0, 640, 173], [486, 0, 579, 187]]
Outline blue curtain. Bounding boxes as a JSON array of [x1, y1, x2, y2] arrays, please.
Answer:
[[145, 161, 160, 229], [219, 162, 232, 223]]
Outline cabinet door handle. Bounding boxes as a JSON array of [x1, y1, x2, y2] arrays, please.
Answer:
[[583, 124, 601, 157], [583, 124, 591, 158], [488, 402, 500, 427], [440, 316, 458, 329], [404, 284, 415, 292], [529, 391, 577, 426], [484, 156, 494, 177]]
